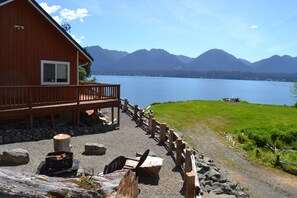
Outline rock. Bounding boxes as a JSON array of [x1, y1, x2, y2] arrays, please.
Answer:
[[213, 187, 224, 195], [84, 143, 106, 155], [205, 185, 213, 193], [197, 161, 210, 173], [234, 190, 249, 198], [205, 180, 212, 186], [228, 182, 238, 190], [0, 149, 29, 165], [219, 172, 228, 183], [206, 168, 221, 182]]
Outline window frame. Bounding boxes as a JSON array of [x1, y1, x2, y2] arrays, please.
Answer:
[[41, 60, 70, 85]]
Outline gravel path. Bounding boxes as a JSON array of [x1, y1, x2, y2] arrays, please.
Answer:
[[0, 111, 184, 198], [187, 125, 297, 198]]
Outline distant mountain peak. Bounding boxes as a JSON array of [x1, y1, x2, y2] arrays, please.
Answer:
[[85, 45, 297, 75], [187, 48, 251, 72]]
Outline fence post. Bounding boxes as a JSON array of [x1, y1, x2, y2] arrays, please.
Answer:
[[168, 129, 174, 153], [148, 115, 154, 134], [159, 123, 166, 144], [185, 148, 192, 172], [176, 138, 183, 167], [185, 171, 195, 198], [275, 155, 280, 166], [137, 109, 143, 126], [122, 99, 128, 112], [133, 105, 138, 121], [151, 118, 156, 138]]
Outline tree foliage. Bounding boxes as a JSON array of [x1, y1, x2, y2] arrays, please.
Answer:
[[61, 22, 71, 33]]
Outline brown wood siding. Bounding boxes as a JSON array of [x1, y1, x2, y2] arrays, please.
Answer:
[[0, 0, 78, 86]]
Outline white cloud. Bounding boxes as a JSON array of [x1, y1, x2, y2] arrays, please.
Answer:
[[39, 3, 89, 23], [71, 34, 85, 44], [60, 8, 89, 22], [39, 3, 61, 14], [52, 16, 62, 24], [250, 25, 258, 29]]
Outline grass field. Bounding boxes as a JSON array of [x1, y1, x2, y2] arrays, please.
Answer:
[[149, 100, 297, 174]]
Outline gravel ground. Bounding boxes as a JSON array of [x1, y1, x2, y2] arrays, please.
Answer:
[[187, 126, 297, 198], [0, 111, 184, 198]]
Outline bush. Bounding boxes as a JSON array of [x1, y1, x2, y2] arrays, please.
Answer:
[[237, 133, 248, 144], [242, 141, 254, 151]]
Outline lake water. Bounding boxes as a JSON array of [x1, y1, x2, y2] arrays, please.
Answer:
[[94, 75, 295, 108]]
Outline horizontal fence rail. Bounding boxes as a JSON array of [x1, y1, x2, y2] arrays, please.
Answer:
[[121, 98, 201, 198], [0, 83, 120, 110]]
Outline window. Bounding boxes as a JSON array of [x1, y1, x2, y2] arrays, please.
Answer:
[[41, 60, 70, 85]]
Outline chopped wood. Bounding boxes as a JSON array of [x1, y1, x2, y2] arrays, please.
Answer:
[[53, 134, 71, 152], [136, 156, 163, 178], [45, 153, 67, 160], [116, 170, 139, 198]]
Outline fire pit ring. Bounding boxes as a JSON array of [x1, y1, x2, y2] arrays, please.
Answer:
[[45, 151, 73, 170]]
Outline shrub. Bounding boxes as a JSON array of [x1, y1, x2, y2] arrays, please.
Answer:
[[242, 141, 254, 151], [237, 133, 248, 144]]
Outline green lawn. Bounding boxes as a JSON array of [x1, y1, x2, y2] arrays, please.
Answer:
[[149, 100, 297, 174]]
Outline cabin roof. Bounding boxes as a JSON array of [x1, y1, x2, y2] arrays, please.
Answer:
[[1, 0, 93, 62]]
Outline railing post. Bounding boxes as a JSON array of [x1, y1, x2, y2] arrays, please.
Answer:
[[122, 99, 128, 112], [117, 85, 120, 100], [77, 86, 80, 105], [185, 171, 195, 198], [137, 109, 143, 126], [148, 115, 154, 134], [28, 87, 32, 108], [133, 105, 138, 120], [168, 129, 174, 153], [176, 138, 183, 168], [111, 107, 114, 124], [151, 118, 156, 138], [159, 123, 166, 144], [185, 148, 192, 173]]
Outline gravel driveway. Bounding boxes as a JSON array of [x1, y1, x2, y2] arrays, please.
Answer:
[[187, 125, 297, 198]]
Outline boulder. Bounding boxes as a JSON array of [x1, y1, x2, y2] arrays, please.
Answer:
[[84, 143, 106, 155], [0, 148, 29, 165], [208, 168, 221, 181]]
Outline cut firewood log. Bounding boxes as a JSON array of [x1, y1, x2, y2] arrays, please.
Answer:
[[53, 134, 71, 152], [45, 153, 67, 160], [116, 170, 139, 198], [125, 156, 163, 178]]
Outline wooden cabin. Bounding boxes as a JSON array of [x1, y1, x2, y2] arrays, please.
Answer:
[[0, 0, 120, 128]]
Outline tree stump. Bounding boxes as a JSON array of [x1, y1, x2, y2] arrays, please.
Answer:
[[53, 134, 71, 152]]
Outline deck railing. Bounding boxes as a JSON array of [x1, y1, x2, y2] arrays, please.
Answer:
[[121, 98, 201, 198], [0, 83, 120, 110]]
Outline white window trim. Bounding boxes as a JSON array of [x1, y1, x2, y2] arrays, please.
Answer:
[[41, 60, 70, 85]]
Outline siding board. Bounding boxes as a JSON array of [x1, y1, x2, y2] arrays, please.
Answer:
[[0, 0, 79, 86]]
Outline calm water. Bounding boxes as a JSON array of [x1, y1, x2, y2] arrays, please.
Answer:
[[94, 75, 295, 108]]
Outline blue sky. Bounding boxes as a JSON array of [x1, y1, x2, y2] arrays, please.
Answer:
[[37, 0, 297, 62]]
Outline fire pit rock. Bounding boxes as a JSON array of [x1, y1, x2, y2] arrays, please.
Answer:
[[0, 148, 29, 165], [83, 143, 106, 155]]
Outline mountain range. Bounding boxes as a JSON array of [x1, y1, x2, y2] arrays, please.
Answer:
[[85, 46, 297, 78]]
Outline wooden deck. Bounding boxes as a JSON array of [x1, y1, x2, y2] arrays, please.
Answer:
[[0, 83, 120, 128]]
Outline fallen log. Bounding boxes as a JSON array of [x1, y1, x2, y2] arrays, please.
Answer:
[[0, 168, 132, 197]]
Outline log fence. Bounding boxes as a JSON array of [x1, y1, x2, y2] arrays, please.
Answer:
[[121, 99, 201, 198]]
